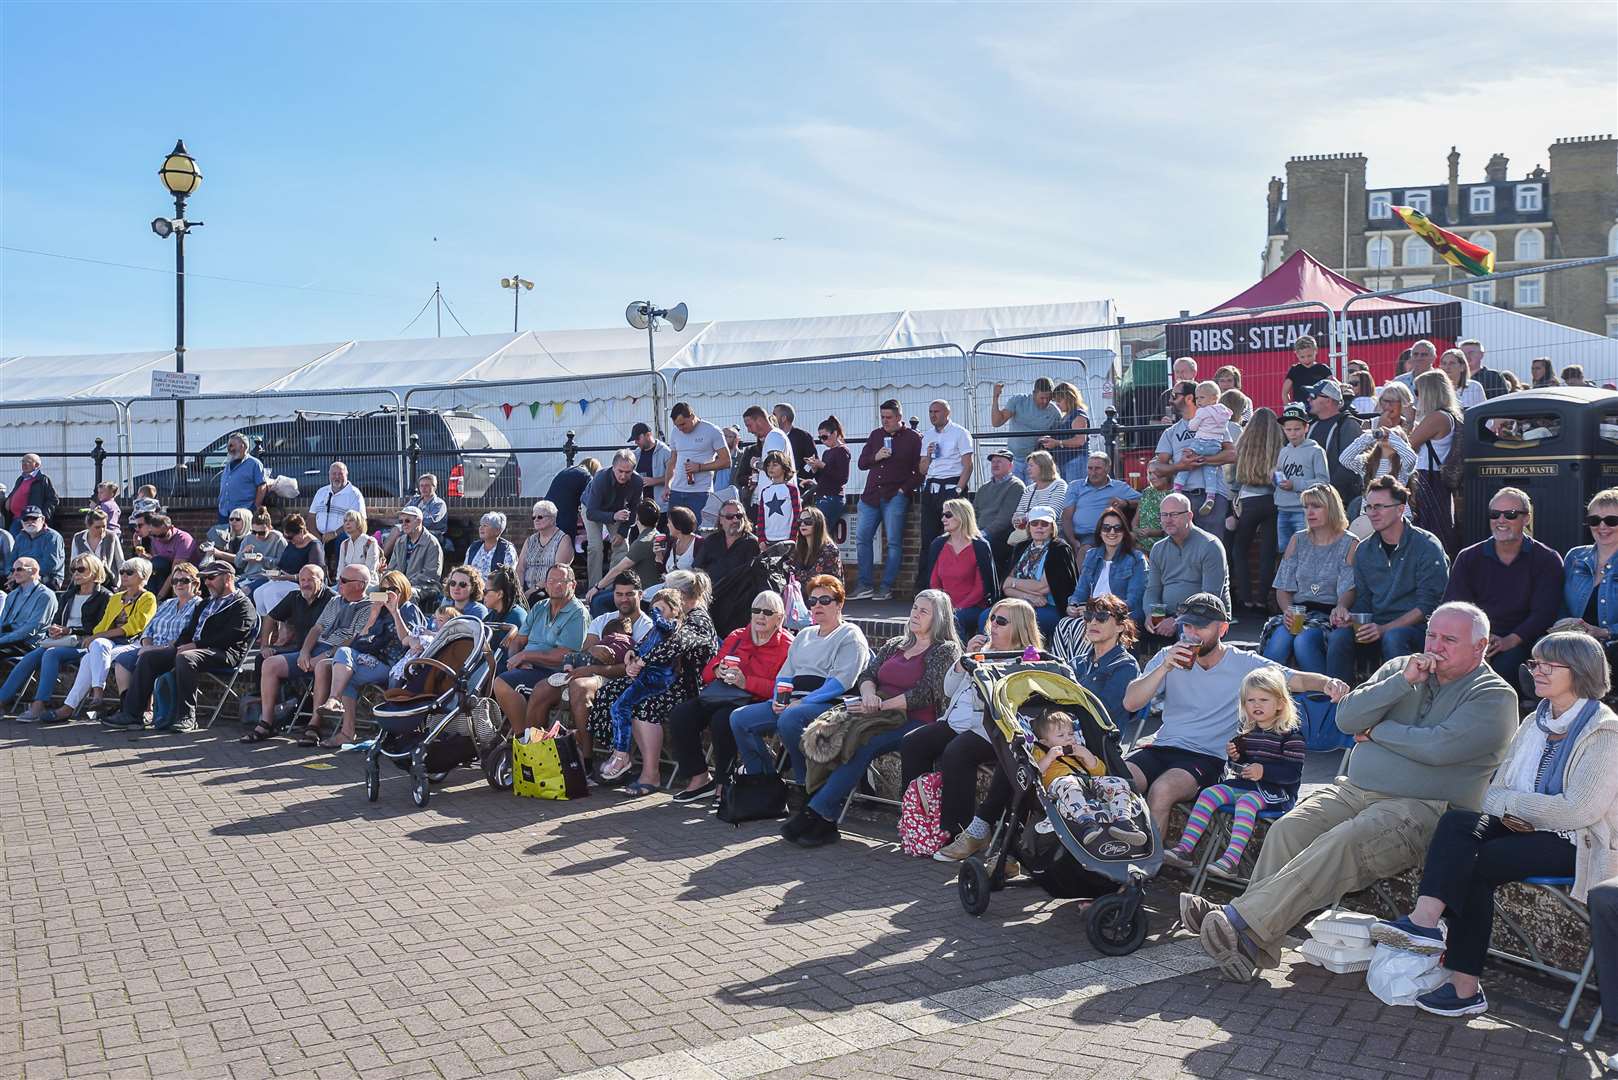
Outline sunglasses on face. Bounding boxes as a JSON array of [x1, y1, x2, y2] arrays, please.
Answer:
[[449, 580, 472, 589], [720, 513, 742, 521], [1488, 509, 1525, 521], [941, 511, 954, 519], [533, 514, 551, 521], [1588, 515, 1618, 528], [1098, 523, 1125, 534], [750, 607, 778, 616], [73, 566, 91, 574], [173, 578, 196, 586], [989, 614, 1011, 627], [1084, 608, 1116, 623], [807, 594, 838, 607], [118, 568, 137, 576]]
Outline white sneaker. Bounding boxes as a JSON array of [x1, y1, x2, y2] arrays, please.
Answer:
[[872, 589, 894, 601], [849, 587, 875, 601], [933, 832, 987, 862]]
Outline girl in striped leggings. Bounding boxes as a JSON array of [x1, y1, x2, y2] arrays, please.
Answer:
[[1164, 667, 1306, 876]]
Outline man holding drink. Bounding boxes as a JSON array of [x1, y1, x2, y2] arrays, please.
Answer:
[[1122, 593, 1348, 834]]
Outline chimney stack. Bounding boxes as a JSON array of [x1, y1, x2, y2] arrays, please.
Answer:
[[1446, 146, 1461, 224], [1267, 176, 1283, 223], [1485, 153, 1510, 182]]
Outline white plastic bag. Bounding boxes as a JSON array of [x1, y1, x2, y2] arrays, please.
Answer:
[[267, 474, 299, 500], [1365, 942, 1447, 1006]]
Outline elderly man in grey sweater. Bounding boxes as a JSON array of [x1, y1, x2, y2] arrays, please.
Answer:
[[1182, 601, 1517, 982], [1142, 492, 1230, 639]]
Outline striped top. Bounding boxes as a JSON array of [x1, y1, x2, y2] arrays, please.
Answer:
[[1227, 726, 1307, 804], [1015, 479, 1070, 521], [142, 596, 201, 649]]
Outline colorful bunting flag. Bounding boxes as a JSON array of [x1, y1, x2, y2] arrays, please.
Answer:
[[528, 402, 541, 419], [500, 402, 514, 419]]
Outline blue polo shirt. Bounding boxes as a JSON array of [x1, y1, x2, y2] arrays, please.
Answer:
[[1062, 477, 1141, 541], [217, 454, 267, 518], [520, 596, 588, 653]]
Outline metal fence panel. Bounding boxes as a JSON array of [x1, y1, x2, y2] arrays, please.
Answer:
[[0, 398, 127, 502]]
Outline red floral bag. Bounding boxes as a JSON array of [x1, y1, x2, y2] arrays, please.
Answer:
[[899, 772, 949, 857]]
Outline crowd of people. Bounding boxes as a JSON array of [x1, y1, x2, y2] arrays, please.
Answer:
[[3, 343, 1618, 1033]]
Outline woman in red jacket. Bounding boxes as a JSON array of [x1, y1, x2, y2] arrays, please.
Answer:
[[665, 590, 793, 802]]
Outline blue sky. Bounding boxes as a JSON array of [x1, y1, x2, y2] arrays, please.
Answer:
[[3, 1, 1615, 357]]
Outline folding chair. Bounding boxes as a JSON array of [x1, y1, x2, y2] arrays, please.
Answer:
[[836, 752, 903, 824], [198, 666, 248, 729], [1484, 875, 1594, 1037], [1185, 805, 1290, 896]]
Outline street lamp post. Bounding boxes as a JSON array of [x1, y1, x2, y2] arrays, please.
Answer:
[[151, 140, 202, 485], [501, 275, 533, 332]]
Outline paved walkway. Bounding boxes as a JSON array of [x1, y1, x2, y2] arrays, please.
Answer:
[[0, 722, 1607, 1079]]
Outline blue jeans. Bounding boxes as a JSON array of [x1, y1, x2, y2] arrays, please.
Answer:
[[856, 493, 909, 591], [808, 718, 925, 818], [1321, 623, 1424, 667], [609, 667, 678, 752], [1275, 508, 1306, 552], [815, 495, 846, 533], [1264, 623, 1353, 683], [332, 646, 392, 699], [731, 698, 831, 781], [0, 644, 83, 707], [668, 490, 709, 518]]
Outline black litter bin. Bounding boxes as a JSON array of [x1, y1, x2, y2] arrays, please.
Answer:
[[1463, 386, 1618, 555]]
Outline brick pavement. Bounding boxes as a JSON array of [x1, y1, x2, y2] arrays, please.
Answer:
[[0, 722, 1608, 1079]]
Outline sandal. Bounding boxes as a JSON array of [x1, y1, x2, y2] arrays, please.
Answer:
[[298, 725, 321, 747], [318, 731, 352, 750], [240, 722, 280, 744], [621, 781, 659, 797]]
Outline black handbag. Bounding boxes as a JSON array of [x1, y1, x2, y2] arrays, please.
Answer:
[[715, 769, 788, 826], [698, 680, 755, 707]]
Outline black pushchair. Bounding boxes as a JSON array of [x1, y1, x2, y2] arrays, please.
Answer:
[[957, 652, 1163, 956], [364, 616, 506, 808]]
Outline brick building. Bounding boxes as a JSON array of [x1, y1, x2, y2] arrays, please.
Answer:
[[1264, 136, 1618, 337]]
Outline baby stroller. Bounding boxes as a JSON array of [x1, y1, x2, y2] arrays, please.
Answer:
[[364, 616, 505, 808], [957, 652, 1163, 956]]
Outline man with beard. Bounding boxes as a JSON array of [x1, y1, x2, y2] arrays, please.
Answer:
[[1121, 593, 1348, 835], [216, 433, 267, 524]]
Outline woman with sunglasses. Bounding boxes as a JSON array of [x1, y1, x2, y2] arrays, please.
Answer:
[[309, 570, 425, 749], [731, 574, 872, 786], [56, 556, 157, 720], [517, 499, 573, 605], [926, 497, 999, 642], [252, 513, 324, 613], [1557, 489, 1618, 673], [70, 507, 124, 587], [1338, 383, 1417, 510], [440, 566, 489, 624], [482, 567, 527, 634], [1068, 502, 1147, 628], [787, 506, 841, 586], [804, 417, 850, 530], [0, 553, 112, 722], [232, 511, 284, 592], [1371, 631, 1618, 1019], [1002, 507, 1077, 639], [1068, 594, 1141, 733], [666, 590, 793, 803], [108, 561, 202, 704], [1443, 488, 1563, 688], [910, 598, 1041, 857]]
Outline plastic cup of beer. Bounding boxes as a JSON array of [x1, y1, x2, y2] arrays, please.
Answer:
[[1287, 605, 1307, 634]]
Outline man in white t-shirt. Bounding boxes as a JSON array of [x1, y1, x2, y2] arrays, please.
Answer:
[[664, 402, 731, 520], [1153, 384, 1237, 543], [914, 399, 975, 590], [741, 405, 792, 507]]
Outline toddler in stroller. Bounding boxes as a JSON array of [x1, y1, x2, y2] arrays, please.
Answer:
[[598, 592, 682, 782], [1033, 711, 1148, 849]]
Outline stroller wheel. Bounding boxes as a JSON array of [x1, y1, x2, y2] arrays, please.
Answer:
[[364, 758, 380, 803], [958, 858, 992, 917], [410, 761, 430, 808], [1086, 888, 1148, 956]]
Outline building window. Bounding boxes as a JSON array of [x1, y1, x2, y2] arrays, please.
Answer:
[[1367, 235, 1393, 269], [1469, 280, 1496, 304], [1608, 316, 1618, 340], [1368, 192, 1391, 220], [1516, 184, 1543, 212], [1516, 275, 1544, 308], [1609, 223, 1618, 255], [1402, 235, 1432, 266], [1470, 230, 1496, 255], [1404, 190, 1431, 213], [1515, 227, 1545, 262], [1469, 187, 1495, 215], [1608, 269, 1618, 303], [1402, 276, 1433, 289]]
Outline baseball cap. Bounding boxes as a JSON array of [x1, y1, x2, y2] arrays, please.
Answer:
[[1027, 507, 1057, 525], [988, 448, 1015, 461], [1307, 379, 1344, 404], [21, 505, 43, 520], [1280, 404, 1311, 426], [627, 422, 652, 442], [1177, 593, 1230, 626], [199, 561, 234, 577], [398, 505, 424, 519]]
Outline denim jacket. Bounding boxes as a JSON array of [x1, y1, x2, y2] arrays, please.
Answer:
[[1072, 642, 1141, 731], [1563, 544, 1618, 633], [1071, 547, 1148, 627]]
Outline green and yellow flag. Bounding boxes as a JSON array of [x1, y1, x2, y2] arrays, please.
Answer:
[[1391, 205, 1495, 277]]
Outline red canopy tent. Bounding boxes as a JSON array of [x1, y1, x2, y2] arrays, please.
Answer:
[[1164, 250, 1461, 411]]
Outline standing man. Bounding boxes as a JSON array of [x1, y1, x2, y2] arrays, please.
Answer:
[[1459, 338, 1507, 400], [582, 450, 644, 592], [1281, 334, 1332, 405], [216, 433, 267, 525], [628, 423, 672, 514], [740, 406, 790, 508], [973, 449, 1026, 578], [913, 399, 974, 590], [1060, 452, 1140, 553], [1330, 475, 1449, 665], [6, 454, 59, 536], [851, 400, 922, 601], [1154, 382, 1236, 541], [309, 462, 365, 576], [1160, 358, 1201, 423], [990, 378, 1062, 481], [1141, 493, 1230, 640], [543, 458, 599, 551], [1306, 380, 1365, 511], [772, 403, 817, 479], [664, 402, 730, 519], [1442, 487, 1562, 687], [1394, 339, 1438, 391]]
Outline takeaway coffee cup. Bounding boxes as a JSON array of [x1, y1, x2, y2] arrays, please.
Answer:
[[774, 681, 794, 707]]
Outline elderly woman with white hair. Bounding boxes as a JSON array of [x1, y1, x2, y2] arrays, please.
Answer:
[[1373, 630, 1618, 1018], [517, 499, 574, 603], [466, 511, 517, 579], [335, 509, 380, 576], [665, 589, 793, 802]]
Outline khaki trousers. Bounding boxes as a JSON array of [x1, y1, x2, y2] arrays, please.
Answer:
[[1230, 780, 1444, 946]]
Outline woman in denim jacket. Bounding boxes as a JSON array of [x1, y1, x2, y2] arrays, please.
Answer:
[[1068, 504, 1148, 627], [1558, 490, 1618, 667]]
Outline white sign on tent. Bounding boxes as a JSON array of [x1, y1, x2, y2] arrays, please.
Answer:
[[150, 371, 201, 398]]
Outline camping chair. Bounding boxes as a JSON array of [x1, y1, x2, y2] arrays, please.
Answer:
[[198, 665, 250, 729]]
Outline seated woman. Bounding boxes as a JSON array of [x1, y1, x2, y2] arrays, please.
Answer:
[[482, 566, 527, 631], [252, 514, 324, 612], [517, 499, 574, 605], [1372, 632, 1618, 1019], [586, 501, 664, 617], [926, 497, 998, 643], [71, 507, 124, 587], [233, 511, 284, 592], [306, 570, 426, 748], [1066, 594, 1142, 733], [1264, 484, 1358, 683], [206, 508, 253, 562], [599, 591, 686, 789], [1070, 503, 1148, 627], [782, 590, 962, 849], [1010, 450, 1068, 537], [57, 557, 157, 720], [666, 590, 792, 802], [335, 509, 380, 577], [108, 562, 203, 709], [731, 574, 871, 784], [786, 506, 841, 589], [659, 506, 701, 579], [0, 553, 113, 721], [1002, 508, 1077, 639], [465, 512, 518, 579], [900, 597, 1040, 849], [441, 565, 489, 621], [1556, 487, 1618, 678]]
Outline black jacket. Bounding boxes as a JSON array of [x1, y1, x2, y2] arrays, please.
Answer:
[[50, 585, 112, 635], [1007, 538, 1078, 615], [6, 470, 59, 533], [180, 589, 258, 665]]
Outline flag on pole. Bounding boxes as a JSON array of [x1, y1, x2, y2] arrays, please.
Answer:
[[1391, 205, 1495, 277]]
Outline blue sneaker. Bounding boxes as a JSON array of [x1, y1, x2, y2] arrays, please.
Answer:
[[1370, 915, 1446, 955], [1415, 983, 1487, 1018]]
